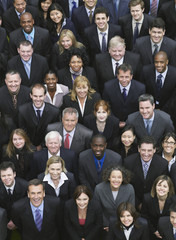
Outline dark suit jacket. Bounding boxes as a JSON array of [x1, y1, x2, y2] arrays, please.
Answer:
[[79, 149, 122, 192], [0, 0, 13, 17], [0, 27, 9, 82], [158, 216, 175, 240], [124, 153, 168, 205], [143, 0, 171, 15], [103, 79, 146, 121], [64, 198, 102, 240], [9, 26, 51, 60], [7, 54, 49, 87], [141, 64, 176, 109], [55, 0, 83, 18], [169, 162, 176, 192], [11, 196, 61, 240], [18, 102, 60, 146], [134, 35, 176, 67], [47, 122, 93, 154], [0, 207, 7, 240]]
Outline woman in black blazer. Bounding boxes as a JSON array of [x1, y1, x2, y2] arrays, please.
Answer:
[[38, 0, 52, 28], [109, 202, 149, 240], [64, 185, 103, 240]]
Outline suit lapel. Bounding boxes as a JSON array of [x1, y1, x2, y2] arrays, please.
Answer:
[[93, 28, 101, 50]]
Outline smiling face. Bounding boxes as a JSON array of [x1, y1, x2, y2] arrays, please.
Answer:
[[46, 136, 61, 155], [76, 193, 89, 210], [28, 184, 45, 207], [48, 162, 62, 181], [20, 13, 34, 33], [50, 9, 63, 24], [17, 44, 33, 62], [41, 0, 52, 12], [13, 133, 25, 150], [121, 130, 135, 148], [109, 170, 123, 191], [75, 83, 89, 99], [30, 87, 46, 109], [130, 4, 144, 21], [109, 45, 125, 61], [45, 73, 57, 91], [96, 106, 108, 122], [91, 137, 107, 159], [83, 0, 97, 9], [156, 180, 169, 198], [170, 212, 176, 228], [5, 73, 21, 93], [62, 112, 78, 132], [61, 36, 72, 49], [162, 137, 176, 156], [120, 210, 134, 227], [0, 168, 16, 187], [149, 27, 165, 44], [14, 0, 26, 13], [95, 13, 109, 32], [118, 70, 133, 87], [154, 54, 168, 73], [138, 143, 156, 162], [69, 56, 83, 72], [139, 100, 155, 119]]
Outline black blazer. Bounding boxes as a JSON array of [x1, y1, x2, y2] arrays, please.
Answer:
[[143, 0, 171, 15], [0, 27, 9, 74], [55, 0, 83, 18], [158, 216, 175, 240]]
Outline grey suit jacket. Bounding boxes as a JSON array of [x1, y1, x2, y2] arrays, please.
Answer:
[[94, 182, 135, 226], [0, 207, 7, 240]]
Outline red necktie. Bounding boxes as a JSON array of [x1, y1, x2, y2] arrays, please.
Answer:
[[64, 133, 70, 149]]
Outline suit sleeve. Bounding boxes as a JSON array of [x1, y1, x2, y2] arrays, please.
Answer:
[[79, 156, 93, 192]]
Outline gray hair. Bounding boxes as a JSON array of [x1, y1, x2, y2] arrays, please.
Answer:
[[45, 131, 62, 145], [138, 94, 154, 105], [62, 107, 79, 119], [109, 36, 126, 49]]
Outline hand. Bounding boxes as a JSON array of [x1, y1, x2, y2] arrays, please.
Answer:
[[154, 231, 162, 239], [7, 220, 16, 230], [103, 227, 109, 232], [119, 121, 126, 128]]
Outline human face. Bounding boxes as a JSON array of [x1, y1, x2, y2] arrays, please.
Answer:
[[48, 162, 62, 181], [76, 193, 89, 210], [28, 184, 45, 207], [14, 0, 26, 13], [96, 106, 108, 122], [154, 54, 168, 73], [170, 212, 176, 228], [156, 180, 169, 198], [46, 137, 61, 155], [91, 137, 107, 159], [0, 168, 16, 187], [61, 36, 72, 49], [118, 70, 133, 87], [149, 27, 165, 44], [30, 87, 46, 109], [13, 133, 25, 149], [95, 13, 109, 32], [83, 0, 97, 10], [50, 9, 63, 24], [69, 56, 83, 72], [20, 14, 34, 33], [109, 170, 123, 191], [45, 73, 57, 91], [109, 45, 125, 61], [41, 0, 52, 12], [139, 100, 155, 119], [17, 44, 33, 62], [121, 130, 135, 148], [138, 143, 156, 162], [162, 137, 176, 156], [5, 73, 21, 93], [120, 211, 134, 227], [75, 84, 89, 99], [130, 4, 144, 21], [62, 113, 78, 132]]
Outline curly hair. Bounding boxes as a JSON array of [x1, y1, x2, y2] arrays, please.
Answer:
[[66, 48, 89, 66]]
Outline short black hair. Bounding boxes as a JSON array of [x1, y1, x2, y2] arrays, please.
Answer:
[[138, 136, 156, 148], [94, 7, 109, 18], [117, 63, 133, 75], [91, 134, 107, 144], [149, 18, 165, 31], [0, 161, 16, 173], [28, 179, 45, 191]]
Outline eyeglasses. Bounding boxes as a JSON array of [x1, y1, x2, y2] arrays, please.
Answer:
[[163, 141, 176, 146]]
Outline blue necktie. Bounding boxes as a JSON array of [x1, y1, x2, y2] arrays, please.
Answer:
[[101, 32, 107, 52], [122, 88, 127, 101], [133, 22, 139, 45], [25, 62, 30, 79], [35, 209, 42, 231], [146, 119, 151, 135], [97, 160, 101, 174], [72, 0, 76, 14], [36, 109, 41, 122], [143, 162, 148, 179], [156, 74, 162, 99]]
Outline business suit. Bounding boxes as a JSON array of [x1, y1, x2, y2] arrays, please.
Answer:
[[0, 0, 13, 17], [18, 102, 60, 146], [141, 64, 176, 109], [169, 162, 176, 192], [47, 122, 93, 154], [134, 35, 176, 67], [55, 0, 83, 18], [158, 216, 175, 240], [64, 198, 102, 240], [124, 153, 168, 206], [79, 149, 122, 192], [126, 110, 175, 144], [9, 26, 51, 60], [0, 27, 9, 83], [143, 0, 171, 15], [95, 51, 141, 93], [103, 79, 146, 121], [94, 181, 135, 226], [7, 53, 49, 87], [0, 207, 7, 240], [119, 13, 153, 50]]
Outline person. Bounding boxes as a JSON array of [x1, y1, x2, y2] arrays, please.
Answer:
[[84, 100, 120, 150], [11, 179, 61, 240], [62, 76, 101, 124], [56, 0, 83, 18], [142, 175, 176, 240], [0, 0, 13, 17], [51, 29, 84, 71], [103, 63, 145, 128], [143, 0, 170, 16], [47, 3, 76, 44], [124, 136, 168, 209], [126, 94, 175, 145], [47, 107, 93, 154], [79, 134, 122, 192], [3, 129, 33, 180], [64, 185, 103, 240], [7, 40, 49, 87], [109, 202, 150, 240], [57, 47, 98, 90], [18, 83, 60, 149], [0, 207, 7, 240], [38, 0, 52, 28], [141, 51, 176, 109], [119, 0, 153, 50], [0, 26, 9, 83], [134, 18, 176, 67], [44, 70, 69, 108]]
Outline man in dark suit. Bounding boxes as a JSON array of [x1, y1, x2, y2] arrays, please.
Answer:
[[79, 134, 122, 192], [47, 107, 93, 154], [119, 0, 153, 50], [0, 70, 30, 125], [18, 83, 60, 150], [95, 35, 141, 93], [0, 26, 9, 83], [84, 7, 122, 63], [143, 0, 171, 16], [0, 207, 7, 240], [56, 0, 83, 18], [3, 0, 38, 35], [141, 51, 176, 109], [103, 63, 145, 128], [124, 136, 168, 209], [9, 12, 51, 60], [7, 40, 49, 87], [126, 94, 174, 145], [11, 179, 61, 240], [134, 18, 176, 67], [0, 0, 13, 17]]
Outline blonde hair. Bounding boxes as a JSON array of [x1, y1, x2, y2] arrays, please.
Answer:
[[109, 36, 126, 49], [45, 156, 67, 175]]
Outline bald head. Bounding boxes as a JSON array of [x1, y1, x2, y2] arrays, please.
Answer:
[[154, 51, 168, 73], [20, 12, 34, 34]]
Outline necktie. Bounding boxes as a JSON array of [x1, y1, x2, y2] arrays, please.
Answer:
[[174, 232, 176, 240], [7, 188, 13, 204], [146, 119, 151, 135], [150, 0, 157, 17], [27, 35, 33, 44], [114, 0, 120, 16], [133, 22, 139, 45], [1, 0, 7, 11], [115, 62, 119, 76], [122, 88, 127, 101], [8, 188, 12, 196], [143, 162, 148, 179], [89, 10, 93, 24], [25, 62, 30, 79], [72, 0, 76, 14], [101, 32, 107, 52], [36, 109, 41, 122], [35, 209, 42, 231], [153, 44, 158, 59], [64, 133, 70, 149], [156, 74, 162, 101], [12, 94, 17, 109], [97, 160, 101, 174]]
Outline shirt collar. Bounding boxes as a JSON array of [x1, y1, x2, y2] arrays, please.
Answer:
[[97, 24, 109, 35], [85, 6, 95, 15], [30, 200, 44, 212], [63, 126, 75, 138], [111, 57, 124, 66], [23, 27, 35, 39], [155, 66, 168, 79], [48, 149, 60, 159], [132, 14, 144, 25], [21, 57, 32, 65], [33, 102, 45, 112], [4, 179, 15, 192], [119, 81, 131, 92]]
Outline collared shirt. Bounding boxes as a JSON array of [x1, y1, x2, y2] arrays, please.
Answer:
[[173, 227, 176, 235], [4, 180, 15, 194], [149, 0, 159, 14], [33, 103, 45, 117], [124, 225, 134, 240], [111, 57, 124, 75], [162, 152, 175, 172], [48, 150, 60, 159], [77, 96, 87, 116], [30, 200, 44, 220], [57, 18, 67, 36], [132, 14, 144, 34], [63, 127, 76, 147], [93, 152, 106, 171], [97, 25, 109, 49], [15, 9, 25, 18], [85, 6, 95, 17], [23, 27, 35, 44], [151, 39, 162, 54], [141, 158, 152, 175], [69, 0, 78, 16], [21, 57, 32, 77], [143, 112, 154, 130], [119, 82, 131, 96], [155, 67, 168, 87]]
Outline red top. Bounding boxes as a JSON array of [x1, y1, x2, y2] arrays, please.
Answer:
[[79, 219, 86, 226]]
